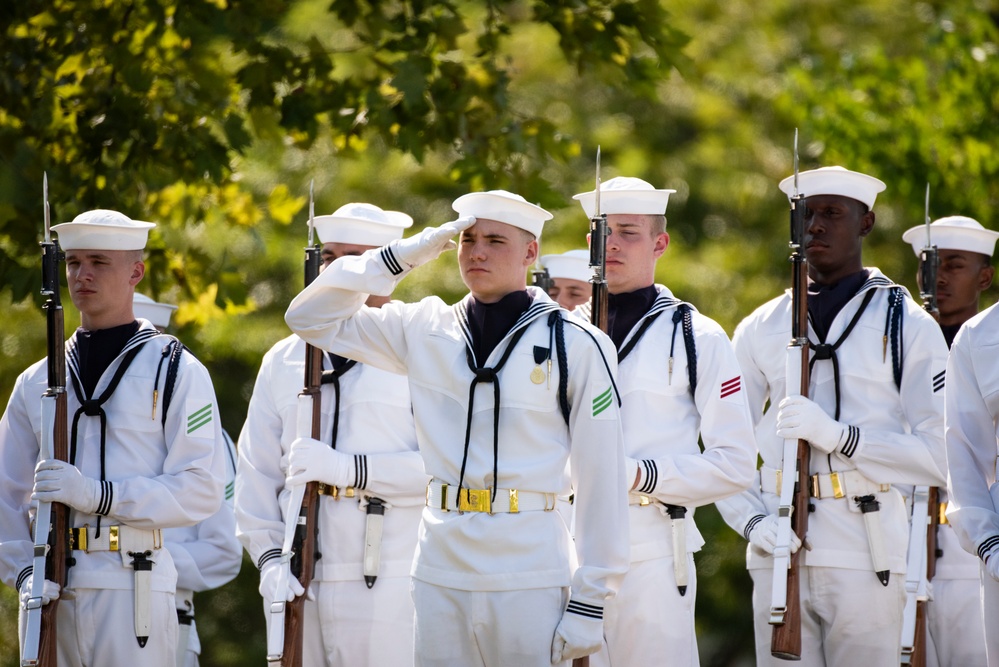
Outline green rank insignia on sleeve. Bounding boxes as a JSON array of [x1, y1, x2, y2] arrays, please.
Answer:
[[591, 385, 613, 418], [186, 402, 214, 435]]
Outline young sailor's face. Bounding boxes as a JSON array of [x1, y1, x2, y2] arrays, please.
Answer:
[[458, 218, 537, 303], [803, 194, 872, 279], [922, 248, 994, 325], [549, 278, 590, 310], [604, 214, 668, 295], [65, 249, 144, 327]]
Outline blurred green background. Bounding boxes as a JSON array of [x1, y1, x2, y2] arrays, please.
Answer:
[[2, 0, 998, 664]]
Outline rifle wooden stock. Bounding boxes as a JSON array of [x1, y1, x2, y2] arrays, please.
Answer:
[[908, 599, 928, 667], [771, 177, 810, 660], [31, 232, 70, 667], [282, 240, 323, 667], [282, 344, 322, 667]]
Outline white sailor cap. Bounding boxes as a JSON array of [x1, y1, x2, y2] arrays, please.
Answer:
[[133, 293, 177, 329], [541, 249, 591, 283], [314, 203, 413, 247], [51, 209, 156, 251], [778, 166, 886, 209], [902, 216, 999, 258], [452, 190, 553, 238], [573, 176, 676, 218]]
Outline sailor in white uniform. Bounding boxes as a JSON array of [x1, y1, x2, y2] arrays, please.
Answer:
[[284, 190, 630, 666], [1, 210, 225, 667], [236, 203, 427, 666], [716, 168, 948, 667]]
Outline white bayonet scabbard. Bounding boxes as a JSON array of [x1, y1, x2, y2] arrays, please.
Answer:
[[22, 394, 59, 666], [899, 486, 930, 663], [770, 351, 803, 625], [363, 498, 386, 589]]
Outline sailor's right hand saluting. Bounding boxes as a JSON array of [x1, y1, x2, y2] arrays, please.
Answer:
[[379, 215, 476, 274]]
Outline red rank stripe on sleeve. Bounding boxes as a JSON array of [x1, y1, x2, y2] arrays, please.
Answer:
[[720, 376, 741, 399]]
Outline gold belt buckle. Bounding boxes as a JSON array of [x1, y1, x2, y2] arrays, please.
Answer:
[[108, 525, 120, 552], [939, 501, 949, 525], [458, 488, 491, 513], [72, 525, 89, 552], [638, 495, 652, 506], [809, 474, 820, 498], [829, 472, 845, 499], [509, 489, 519, 513]]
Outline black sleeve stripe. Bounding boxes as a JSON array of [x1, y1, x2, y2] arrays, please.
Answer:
[[744, 514, 765, 541], [257, 548, 282, 570], [840, 426, 860, 458], [16, 566, 32, 592], [566, 599, 603, 620], [354, 454, 367, 490], [95, 480, 113, 516], [380, 247, 404, 276], [932, 370, 945, 393], [638, 459, 657, 494], [978, 535, 999, 561]]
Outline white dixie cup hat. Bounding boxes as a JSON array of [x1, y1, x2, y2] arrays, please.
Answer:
[[573, 176, 676, 217], [314, 202, 414, 246], [133, 293, 177, 329], [778, 166, 886, 209], [901, 215, 999, 258], [541, 249, 591, 282], [51, 209, 156, 251], [451, 190, 553, 238]]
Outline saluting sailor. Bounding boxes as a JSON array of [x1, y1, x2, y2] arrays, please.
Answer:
[[716, 167, 948, 666], [236, 203, 427, 666], [0, 210, 226, 667], [285, 190, 630, 666], [571, 176, 756, 666], [133, 293, 242, 667], [935, 220, 999, 667], [539, 249, 592, 310]]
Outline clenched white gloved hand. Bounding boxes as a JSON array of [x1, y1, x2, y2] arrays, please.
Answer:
[[32, 459, 101, 514], [258, 561, 305, 603], [19, 573, 61, 608], [746, 514, 802, 555], [381, 215, 476, 273], [775, 395, 847, 454], [551, 610, 603, 663], [286, 437, 354, 488]]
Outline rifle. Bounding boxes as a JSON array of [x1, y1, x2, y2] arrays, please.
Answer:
[[900, 185, 939, 667], [21, 173, 70, 667], [917, 184, 939, 320], [770, 130, 811, 660], [531, 262, 554, 295], [267, 181, 322, 666], [588, 146, 609, 333]]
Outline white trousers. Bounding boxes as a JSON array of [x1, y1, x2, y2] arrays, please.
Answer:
[[925, 577, 987, 667], [19, 588, 178, 667], [749, 565, 905, 667], [412, 580, 566, 667], [984, 567, 999, 667], [591, 554, 698, 667], [262, 577, 415, 667]]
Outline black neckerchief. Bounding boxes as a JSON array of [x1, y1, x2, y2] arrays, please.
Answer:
[[607, 285, 658, 351], [466, 290, 533, 364], [807, 269, 870, 342], [941, 323, 961, 349], [76, 321, 140, 397]]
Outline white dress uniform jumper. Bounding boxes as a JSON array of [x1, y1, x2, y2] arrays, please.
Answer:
[[590, 285, 757, 667], [1, 321, 225, 667], [236, 334, 426, 667], [717, 269, 948, 667], [943, 303, 999, 667], [285, 245, 630, 667]]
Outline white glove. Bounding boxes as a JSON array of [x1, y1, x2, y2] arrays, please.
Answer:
[[775, 395, 846, 454], [19, 574, 60, 607], [382, 215, 476, 272], [551, 610, 603, 663], [258, 561, 305, 603], [746, 514, 802, 555], [32, 459, 101, 514], [286, 437, 354, 487]]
